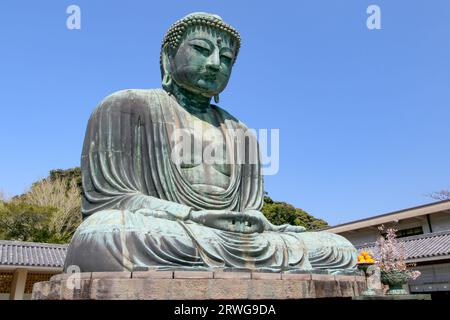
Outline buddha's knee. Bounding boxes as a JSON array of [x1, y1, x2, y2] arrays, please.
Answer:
[[298, 231, 355, 250], [78, 209, 126, 231], [296, 231, 357, 270], [64, 210, 130, 272]]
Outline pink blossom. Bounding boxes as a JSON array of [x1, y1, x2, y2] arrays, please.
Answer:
[[374, 225, 421, 280]]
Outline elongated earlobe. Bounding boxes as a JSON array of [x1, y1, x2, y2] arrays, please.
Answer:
[[162, 73, 173, 92], [214, 94, 220, 104], [161, 47, 173, 93]]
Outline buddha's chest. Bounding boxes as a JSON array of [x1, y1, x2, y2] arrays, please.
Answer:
[[173, 117, 232, 192]]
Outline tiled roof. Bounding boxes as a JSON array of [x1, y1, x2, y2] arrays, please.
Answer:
[[356, 230, 450, 261], [0, 240, 67, 268]]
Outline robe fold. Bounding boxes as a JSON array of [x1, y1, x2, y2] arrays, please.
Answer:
[[81, 88, 262, 217]]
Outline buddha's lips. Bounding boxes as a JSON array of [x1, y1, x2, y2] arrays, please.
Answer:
[[202, 73, 217, 81]]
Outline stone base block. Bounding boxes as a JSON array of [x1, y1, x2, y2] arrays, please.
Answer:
[[32, 271, 367, 300], [353, 294, 432, 300]]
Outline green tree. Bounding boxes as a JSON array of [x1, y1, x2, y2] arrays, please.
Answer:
[[21, 176, 82, 243], [49, 167, 82, 194], [0, 201, 57, 242], [1, 167, 83, 244], [261, 196, 328, 230]]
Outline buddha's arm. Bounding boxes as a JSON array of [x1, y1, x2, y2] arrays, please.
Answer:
[[118, 194, 192, 221], [81, 90, 196, 220]]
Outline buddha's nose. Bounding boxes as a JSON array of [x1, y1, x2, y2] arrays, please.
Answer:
[[206, 50, 220, 72]]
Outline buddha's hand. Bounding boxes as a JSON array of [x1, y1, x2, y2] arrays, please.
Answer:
[[244, 209, 306, 233], [188, 210, 265, 234], [272, 224, 306, 233]]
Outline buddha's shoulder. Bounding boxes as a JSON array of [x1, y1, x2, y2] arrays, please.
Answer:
[[93, 88, 169, 113], [211, 104, 251, 131]]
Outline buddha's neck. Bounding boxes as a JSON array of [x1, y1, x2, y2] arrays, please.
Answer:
[[169, 83, 211, 114]]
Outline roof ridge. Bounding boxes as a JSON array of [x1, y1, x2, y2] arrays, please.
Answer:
[[0, 240, 68, 249], [355, 229, 450, 248], [402, 229, 450, 242]]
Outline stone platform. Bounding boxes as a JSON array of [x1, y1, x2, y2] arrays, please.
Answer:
[[353, 294, 432, 300], [32, 271, 367, 300]]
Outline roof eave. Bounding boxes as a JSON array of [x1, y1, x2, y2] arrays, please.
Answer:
[[406, 254, 450, 264], [0, 265, 63, 272], [326, 200, 450, 233]]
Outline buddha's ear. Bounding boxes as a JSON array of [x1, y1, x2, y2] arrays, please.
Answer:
[[161, 46, 173, 92]]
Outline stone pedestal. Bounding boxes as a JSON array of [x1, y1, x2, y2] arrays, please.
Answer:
[[32, 271, 367, 300], [353, 294, 432, 300]]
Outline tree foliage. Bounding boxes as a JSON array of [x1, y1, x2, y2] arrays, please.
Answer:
[[0, 201, 57, 242], [261, 196, 328, 230], [428, 189, 450, 201], [0, 168, 82, 243], [21, 176, 82, 242], [49, 167, 82, 194]]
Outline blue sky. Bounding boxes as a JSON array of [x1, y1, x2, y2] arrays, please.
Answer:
[[1, 0, 449, 225]]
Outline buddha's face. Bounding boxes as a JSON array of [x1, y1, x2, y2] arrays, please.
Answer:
[[169, 26, 237, 97]]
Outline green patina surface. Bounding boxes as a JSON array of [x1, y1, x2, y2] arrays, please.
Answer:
[[64, 12, 357, 273]]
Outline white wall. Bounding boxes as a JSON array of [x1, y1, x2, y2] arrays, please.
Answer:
[[409, 262, 450, 292], [341, 229, 379, 247], [396, 216, 428, 232], [340, 215, 434, 246], [430, 211, 450, 232]]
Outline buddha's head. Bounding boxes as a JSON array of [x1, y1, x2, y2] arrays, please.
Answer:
[[160, 12, 241, 100]]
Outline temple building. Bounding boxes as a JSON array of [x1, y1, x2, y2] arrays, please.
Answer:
[[0, 241, 66, 300], [327, 200, 450, 299]]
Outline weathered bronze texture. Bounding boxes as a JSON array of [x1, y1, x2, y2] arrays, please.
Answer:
[[64, 12, 357, 273]]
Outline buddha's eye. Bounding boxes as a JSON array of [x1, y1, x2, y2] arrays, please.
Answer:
[[192, 44, 211, 56], [220, 55, 232, 64], [220, 51, 234, 66]]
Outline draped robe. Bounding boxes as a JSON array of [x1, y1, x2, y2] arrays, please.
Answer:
[[64, 89, 357, 272]]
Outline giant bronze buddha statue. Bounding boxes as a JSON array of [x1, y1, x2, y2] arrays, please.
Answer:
[[64, 12, 357, 273]]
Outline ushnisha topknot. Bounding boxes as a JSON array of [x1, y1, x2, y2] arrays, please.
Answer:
[[161, 12, 241, 62]]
